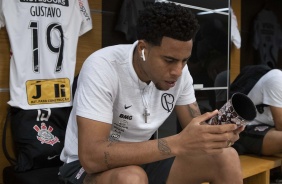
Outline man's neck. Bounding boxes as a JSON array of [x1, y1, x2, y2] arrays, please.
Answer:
[[132, 47, 150, 84]]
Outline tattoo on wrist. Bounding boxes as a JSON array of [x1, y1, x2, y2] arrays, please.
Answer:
[[107, 140, 114, 147], [158, 139, 171, 155], [104, 152, 112, 169]]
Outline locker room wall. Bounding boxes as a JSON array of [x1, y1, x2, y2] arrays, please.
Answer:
[[0, 1, 102, 183]]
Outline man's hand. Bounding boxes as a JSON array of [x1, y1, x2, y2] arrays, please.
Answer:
[[174, 110, 241, 156]]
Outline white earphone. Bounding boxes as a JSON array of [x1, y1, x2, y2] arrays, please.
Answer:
[[141, 49, 146, 61]]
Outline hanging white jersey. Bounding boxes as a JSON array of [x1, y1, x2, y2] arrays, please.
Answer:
[[231, 8, 241, 49], [253, 9, 282, 68], [0, 0, 92, 109], [115, 0, 155, 42]]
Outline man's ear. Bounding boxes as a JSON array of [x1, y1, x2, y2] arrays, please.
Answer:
[[138, 40, 147, 61]]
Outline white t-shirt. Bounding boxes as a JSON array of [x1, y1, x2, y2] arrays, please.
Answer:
[[61, 41, 196, 163], [0, 0, 92, 109], [247, 69, 282, 126]]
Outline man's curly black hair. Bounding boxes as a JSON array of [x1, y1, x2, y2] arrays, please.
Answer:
[[136, 2, 200, 46]]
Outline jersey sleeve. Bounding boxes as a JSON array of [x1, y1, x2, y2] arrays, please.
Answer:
[[0, 0, 5, 29], [75, 54, 118, 124], [262, 70, 282, 108], [78, 0, 93, 36]]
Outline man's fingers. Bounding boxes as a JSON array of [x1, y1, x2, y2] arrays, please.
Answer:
[[194, 110, 218, 125], [202, 130, 237, 143], [201, 123, 237, 134], [197, 141, 235, 154], [234, 125, 245, 134]]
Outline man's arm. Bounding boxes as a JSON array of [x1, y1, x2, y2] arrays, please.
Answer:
[[174, 101, 201, 129], [77, 116, 175, 174], [270, 106, 282, 130], [78, 109, 239, 174]]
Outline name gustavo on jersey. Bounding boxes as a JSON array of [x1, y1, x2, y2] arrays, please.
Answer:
[[30, 6, 61, 17]]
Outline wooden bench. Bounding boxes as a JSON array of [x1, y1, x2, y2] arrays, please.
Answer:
[[203, 154, 282, 184], [241, 154, 282, 184]]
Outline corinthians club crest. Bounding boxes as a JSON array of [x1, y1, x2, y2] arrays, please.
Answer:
[[33, 122, 60, 146]]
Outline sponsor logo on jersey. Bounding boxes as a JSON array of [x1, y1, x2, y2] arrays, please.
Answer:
[[110, 133, 120, 140], [111, 119, 129, 141], [26, 78, 71, 105], [33, 122, 60, 146], [78, 0, 91, 21], [124, 104, 132, 109], [20, 0, 69, 7], [119, 113, 132, 120], [47, 155, 59, 160]]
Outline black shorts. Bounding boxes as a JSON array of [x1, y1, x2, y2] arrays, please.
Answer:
[[59, 157, 175, 184], [9, 107, 71, 171], [232, 124, 272, 155], [142, 157, 175, 184]]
